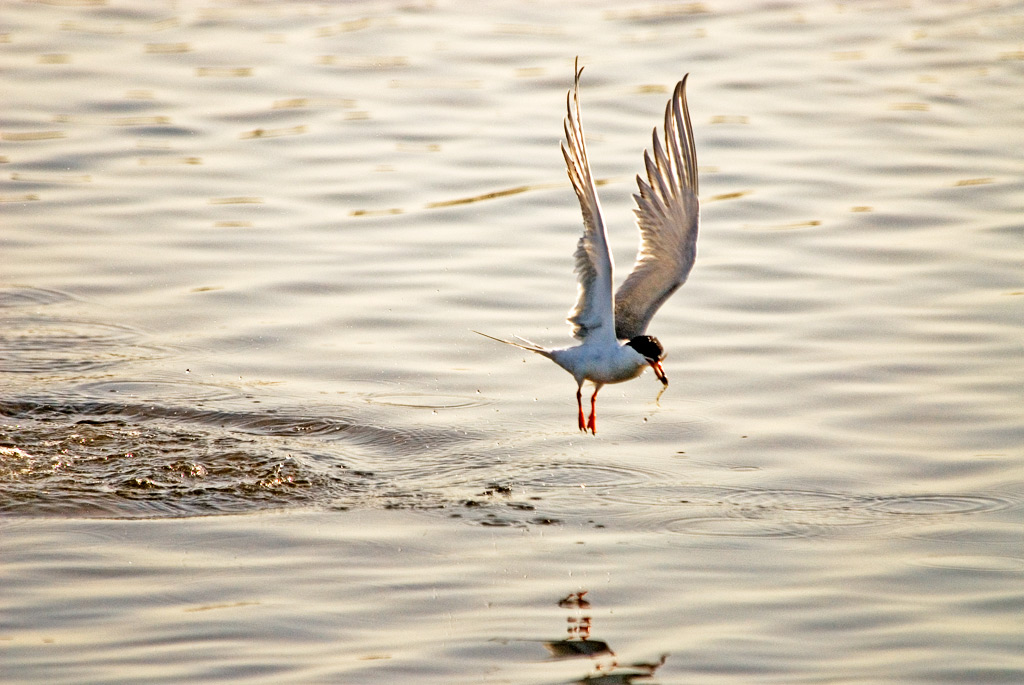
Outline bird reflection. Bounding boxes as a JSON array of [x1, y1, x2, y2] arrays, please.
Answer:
[[545, 591, 667, 684]]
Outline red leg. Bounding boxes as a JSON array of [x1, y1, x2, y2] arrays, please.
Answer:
[[576, 387, 586, 432], [586, 385, 601, 434]]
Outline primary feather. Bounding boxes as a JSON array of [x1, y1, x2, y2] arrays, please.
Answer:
[[560, 65, 699, 343], [562, 60, 616, 344], [614, 75, 700, 340]]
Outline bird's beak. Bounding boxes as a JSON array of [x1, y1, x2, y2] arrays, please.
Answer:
[[650, 360, 668, 386]]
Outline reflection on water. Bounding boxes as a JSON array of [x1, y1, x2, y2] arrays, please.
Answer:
[[546, 592, 667, 684]]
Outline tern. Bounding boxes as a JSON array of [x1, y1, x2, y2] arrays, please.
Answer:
[[476, 61, 699, 434]]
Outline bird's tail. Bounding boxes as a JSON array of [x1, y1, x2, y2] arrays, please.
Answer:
[[472, 330, 555, 360]]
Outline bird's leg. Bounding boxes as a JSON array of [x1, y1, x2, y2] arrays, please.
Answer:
[[576, 387, 586, 432], [586, 385, 602, 434]]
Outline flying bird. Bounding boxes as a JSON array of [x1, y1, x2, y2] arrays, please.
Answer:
[[476, 61, 699, 434]]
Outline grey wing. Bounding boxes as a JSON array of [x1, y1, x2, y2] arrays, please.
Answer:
[[614, 74, 700, 341], [562, 60, 615, 343]]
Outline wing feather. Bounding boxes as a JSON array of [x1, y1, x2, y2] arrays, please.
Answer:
[[562, 59, 615, 343], [614, 74, 700, 340]]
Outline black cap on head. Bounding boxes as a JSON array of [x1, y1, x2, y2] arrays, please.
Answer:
[[626, 335, 664, 362]]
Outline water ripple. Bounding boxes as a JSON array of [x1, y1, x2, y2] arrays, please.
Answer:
[[516, 461, 669, 490], [0, 396, 477, 518], [75, 379, 244, 403], [364, 393, 490, 409], [663, 515, 815, 539], [596, 485, 1018, 539], [0, 316, 164, 374], [0, 286, 72, 309], [866, 494, 1013, 517]]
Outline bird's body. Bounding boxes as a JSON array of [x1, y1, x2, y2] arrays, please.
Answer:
[[550, 342, 652, 387], [476, 60, 699, 433]]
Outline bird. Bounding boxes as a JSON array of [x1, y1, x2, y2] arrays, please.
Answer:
[[476, 60, 699, 434]]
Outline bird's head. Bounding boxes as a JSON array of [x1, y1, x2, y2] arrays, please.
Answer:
[[626, 335, 668, 386]]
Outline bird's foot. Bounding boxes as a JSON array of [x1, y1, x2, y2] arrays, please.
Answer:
[[586, 412, 596, 434]]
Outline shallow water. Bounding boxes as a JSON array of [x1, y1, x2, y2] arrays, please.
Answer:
[[2, 0, 1023, 683]]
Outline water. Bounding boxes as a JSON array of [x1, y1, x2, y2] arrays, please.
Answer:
[[2, 0, 1023, 682]]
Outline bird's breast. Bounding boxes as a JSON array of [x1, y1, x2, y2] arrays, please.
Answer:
[[553, 344, 648, 385]]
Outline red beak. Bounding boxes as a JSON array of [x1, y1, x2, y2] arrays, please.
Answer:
[[650, 360, 668, 386]]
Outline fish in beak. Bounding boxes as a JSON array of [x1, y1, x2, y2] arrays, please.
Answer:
[[649, 360, 668, 386]]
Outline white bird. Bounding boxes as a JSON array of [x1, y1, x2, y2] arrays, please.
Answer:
[[476, 60, 699, 434]]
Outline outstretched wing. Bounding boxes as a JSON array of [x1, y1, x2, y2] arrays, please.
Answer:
[[614, 74, 699, 340], [562, 59, 615, 344]]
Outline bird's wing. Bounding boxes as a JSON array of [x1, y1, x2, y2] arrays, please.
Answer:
[[614, 74, 699, 341], [562, 60, 616, 344]]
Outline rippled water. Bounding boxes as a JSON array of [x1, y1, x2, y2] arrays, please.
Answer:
[[2, 1, 1023, 683]]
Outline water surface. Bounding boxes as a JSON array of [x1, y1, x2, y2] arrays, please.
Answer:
[[2, 1, 1023, 683]]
